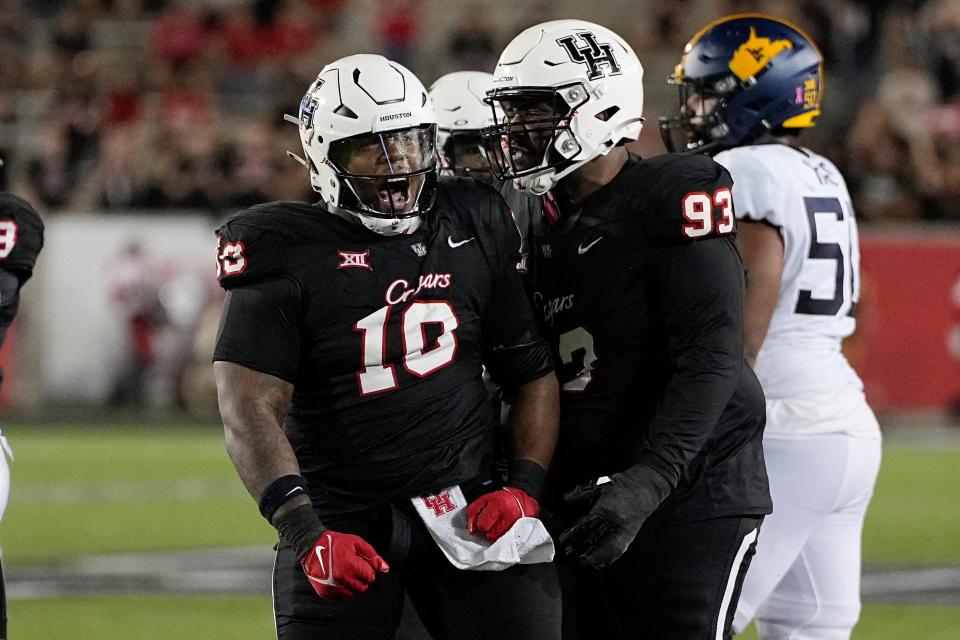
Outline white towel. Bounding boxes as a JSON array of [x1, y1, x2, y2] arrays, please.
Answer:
[[412, 485, 555, 571]]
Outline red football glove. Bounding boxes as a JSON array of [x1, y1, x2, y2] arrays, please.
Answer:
[[466, 486, 540, 542], [299, 531, 390, 600]]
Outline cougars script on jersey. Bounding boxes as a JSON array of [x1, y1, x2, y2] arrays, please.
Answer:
[[505, 153, 771, 525], [715, 144, 875, 438], [213, 178, 553, 516]]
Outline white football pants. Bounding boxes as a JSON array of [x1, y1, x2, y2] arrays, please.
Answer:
[[734, 430, 881, 639]]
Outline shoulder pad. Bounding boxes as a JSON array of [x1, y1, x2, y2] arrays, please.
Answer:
[[638, 154, 736, 247], [435, 177, 514, 236], [215, 202, 317, 289], [435, 177, 522, 265], [714, 147, 783, 227], [0, 193, 45, 281]]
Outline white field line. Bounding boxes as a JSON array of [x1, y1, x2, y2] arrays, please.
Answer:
[[11, 478, 247, 505], [6, 547, 960, 605]]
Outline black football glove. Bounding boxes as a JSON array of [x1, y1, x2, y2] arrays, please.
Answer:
[[559, 464, 672, 569]]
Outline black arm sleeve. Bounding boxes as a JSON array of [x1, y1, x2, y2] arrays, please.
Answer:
[[213, 277, 302, 384], [482, 196, 554, 392], [633, 237, 746, 489]]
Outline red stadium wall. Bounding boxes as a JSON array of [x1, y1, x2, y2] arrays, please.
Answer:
[[853, 229, 960, 413]]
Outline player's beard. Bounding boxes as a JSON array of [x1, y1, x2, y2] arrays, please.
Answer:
[[506, 128, 553, 173], [484, 118, 566, 179]]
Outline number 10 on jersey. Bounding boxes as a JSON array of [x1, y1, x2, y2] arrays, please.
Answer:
[[354, 301, 459, 395]]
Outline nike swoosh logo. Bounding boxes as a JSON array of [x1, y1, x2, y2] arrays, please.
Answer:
[[316, 544, 327, 575], [307, 573, 337, 586], [577, 236, 604, 255], [448, 236, 475, 248], [283, 487, 301, 498]]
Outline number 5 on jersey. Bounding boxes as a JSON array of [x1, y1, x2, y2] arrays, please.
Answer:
[[682, 188, 734, 239], [795, 196, 860, 317]]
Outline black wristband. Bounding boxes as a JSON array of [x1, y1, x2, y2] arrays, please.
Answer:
[[508, 458, 547, 501], [273, 503, 327, 559], [258, 475, 308, 523]]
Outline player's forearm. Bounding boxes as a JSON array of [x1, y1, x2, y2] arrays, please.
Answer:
[[505, 371, 559, 496], [640, 341, 741, 488], [642, 239, 747, 486], [223, 411, 302, 502], [737, 220, 784, 367]]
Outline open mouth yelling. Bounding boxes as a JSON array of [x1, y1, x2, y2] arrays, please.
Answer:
[[376, 176, 413, 213]]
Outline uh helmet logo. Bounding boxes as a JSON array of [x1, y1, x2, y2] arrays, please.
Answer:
[[556, 32, 623, 81]]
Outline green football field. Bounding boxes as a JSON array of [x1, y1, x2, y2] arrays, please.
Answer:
[[1, 424, 958, 639]]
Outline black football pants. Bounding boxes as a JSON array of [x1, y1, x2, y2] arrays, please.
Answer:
[[559, 515, 762, 640], [273, 503, 561, 640]]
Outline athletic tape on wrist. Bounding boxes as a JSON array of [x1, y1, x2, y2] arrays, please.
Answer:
[[508, 459, 547, 501], [274, 503, 327, 559]]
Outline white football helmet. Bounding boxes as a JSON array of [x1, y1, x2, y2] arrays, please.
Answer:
[[428, 71, 502, 183], [292, 54, 438, 236], [483, 20, 645, 195]]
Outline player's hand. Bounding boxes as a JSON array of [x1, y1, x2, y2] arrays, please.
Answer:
[[559, 465, 671, 569], [466, 486, 540, 542], [299, 531, 390, 600]]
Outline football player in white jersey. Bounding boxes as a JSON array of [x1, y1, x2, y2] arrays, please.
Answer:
[[662, 14, 882, 640]]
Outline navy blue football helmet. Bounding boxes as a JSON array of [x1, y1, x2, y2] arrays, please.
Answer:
[[659, 14, 823, 154]]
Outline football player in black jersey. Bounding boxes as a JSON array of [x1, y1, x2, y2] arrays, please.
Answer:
[[429, 71, 501, 186], [482, 20, 771, 639], [213, 54, 561, 640], [0, 189, 45, 640]]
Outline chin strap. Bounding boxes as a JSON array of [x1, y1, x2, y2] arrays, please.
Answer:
[[514, 173, 552, 196], [355, 212, 423, 236], [514, 151, 594, 196]]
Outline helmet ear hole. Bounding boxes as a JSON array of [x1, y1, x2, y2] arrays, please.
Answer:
[[595, 105, 620, 121]]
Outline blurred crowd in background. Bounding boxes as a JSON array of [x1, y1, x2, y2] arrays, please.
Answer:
[[3, 0, 960, 222]]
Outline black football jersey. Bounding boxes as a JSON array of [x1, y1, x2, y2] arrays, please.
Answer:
[[214, 177, 553, 516], [0, 193, 44, 283], [0, 193, 44, 354], [504, 153, 771, 525]]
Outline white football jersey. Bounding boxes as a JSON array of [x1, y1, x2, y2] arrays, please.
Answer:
[[715, 144, 867, 413]]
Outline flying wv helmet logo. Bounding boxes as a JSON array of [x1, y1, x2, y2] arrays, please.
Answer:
[[728, 26, 793, 81], [556, 32, 622, 81]]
